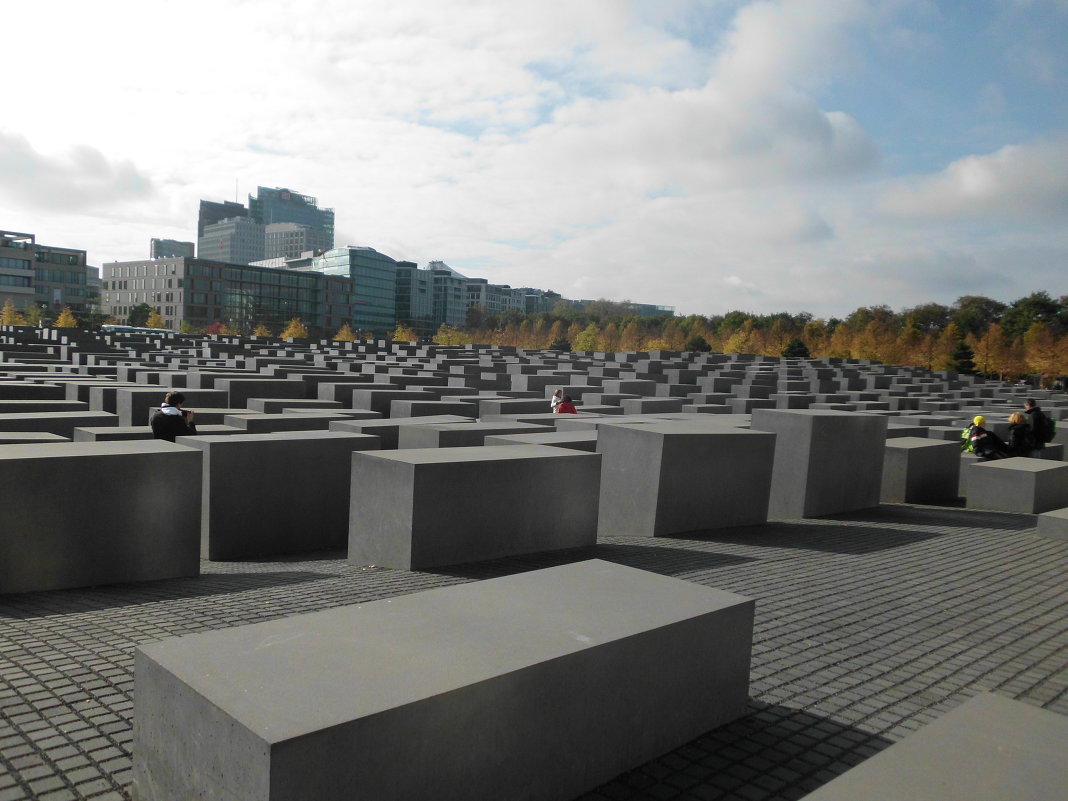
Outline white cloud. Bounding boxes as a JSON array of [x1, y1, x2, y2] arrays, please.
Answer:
[[880, 136, 1068, 221]]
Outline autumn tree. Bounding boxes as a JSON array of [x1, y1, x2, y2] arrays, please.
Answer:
[[253, 323, 272, 337], [333, 323, 357, 341], [597, 322, 620, 353], [280, 318, 309, 339], [54, 307, 78, 328], [392, 323, 417, 342], [145, 308, 166, 329], [619, 321, 643, 352], [21, 303, 42, 326], [1, 299, 25, 325], [1024, 322, 1064, 386]]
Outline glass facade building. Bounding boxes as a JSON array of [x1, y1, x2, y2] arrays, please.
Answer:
[[249, 187, 334, 248], [313, 246, 397, 335]]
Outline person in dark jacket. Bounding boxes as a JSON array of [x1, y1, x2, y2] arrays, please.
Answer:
[[554, 395, 578, 414], [150, 391, 197, 442], [1023, 399, 1050, 455], [1005, 412, 1036, 457], [965, 415, 1007, 460]]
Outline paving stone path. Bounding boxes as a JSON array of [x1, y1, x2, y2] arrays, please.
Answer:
[[1, 504, 1066, 801]]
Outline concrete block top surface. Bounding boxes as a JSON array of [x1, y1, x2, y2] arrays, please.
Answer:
[[356, 443, 592, 465], [600, 421, 771, 438], [799, 693, 1068, 801], [0, 439, 193, 461], [182, 431, 378, 446], [137, 559, 752, 743], [883, 436, 958, 449], [972, 456, 1068, 474]]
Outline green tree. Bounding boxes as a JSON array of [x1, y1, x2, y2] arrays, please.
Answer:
[[951, 295, 1006, 336], [21, 303, 42, 326], [127, 303, 154, 326], [781, 337, 810, 357], [685, 334, 711, 352], [1001, 291, 1061, 339], [950, 339, 975, 374]]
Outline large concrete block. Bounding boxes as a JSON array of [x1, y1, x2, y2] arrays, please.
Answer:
[[751, 409, 888, 518], [352, 388, 435, 416], [214, 378, 307, 408], [388, 399, 477, 419], [880, 437, 960, 503], [183, 431, 382, 560], [799, 693, 1068, 801], [0, 432, 69, 444], [1036, 507, 1068, 541], [0, 441, 201, 593], [132, 560, 754, 801], [0, 411, 119, 437], [484, 430, 600, 451], [349, 445, 600, 569], [965, 457, 1068, 513], [221, 413, 350, 434], [73, 425, 243, 442], [397, 421, 548, 448], [328, 414, 473, 449], [597, 422, 776, 536], [115, 387, 229, 427], [0, 399, 88, 414]]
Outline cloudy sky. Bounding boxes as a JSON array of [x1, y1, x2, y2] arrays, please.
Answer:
[[2, 0, 1066, 317]]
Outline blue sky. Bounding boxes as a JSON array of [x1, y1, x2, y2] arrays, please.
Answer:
[[0, 0, 1065, 318]]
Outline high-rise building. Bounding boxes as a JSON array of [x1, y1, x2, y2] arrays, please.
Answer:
[[312, 246, 397, 334], [264, 222, 332, 261], [198, 217, 266, 266], [249, 187, 334, 248], [197, 200, 249, 239], [151, 238, 195, 259]]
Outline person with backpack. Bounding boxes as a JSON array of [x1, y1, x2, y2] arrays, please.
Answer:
[[1023, 399, 1055, 455]]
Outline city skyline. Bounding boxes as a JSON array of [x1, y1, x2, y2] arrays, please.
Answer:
[[1, 0, 1066, 318]]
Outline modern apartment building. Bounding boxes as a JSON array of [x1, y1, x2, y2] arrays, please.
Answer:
[[150, 238, 195, 259], [101, 257, 356, 335], [426, 261, 470, 328], [198, 217, 266, 266], [466, 278, 524, 316], [395, 261, 434, 336]]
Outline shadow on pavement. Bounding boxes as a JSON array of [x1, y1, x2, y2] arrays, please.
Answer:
[[580, 699, 895, 801], [826, 504, 1036, 531], [0, 570, 336, 618], [678, 520, 946, 555], [425, 543, 759, 581]]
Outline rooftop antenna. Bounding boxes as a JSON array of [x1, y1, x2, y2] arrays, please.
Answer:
[[235, 179, 239, 203]]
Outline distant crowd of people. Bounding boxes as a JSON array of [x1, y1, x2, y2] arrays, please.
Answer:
[[962, 399, 1056, 460]]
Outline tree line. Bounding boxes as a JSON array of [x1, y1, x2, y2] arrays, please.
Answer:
[[430, 292, 1068, 386]]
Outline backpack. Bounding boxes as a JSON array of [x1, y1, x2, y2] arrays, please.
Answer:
[[1035, 412, 1056, 444]]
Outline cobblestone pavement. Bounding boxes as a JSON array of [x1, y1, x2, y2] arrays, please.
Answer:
[[1, 504, 1066, 801]]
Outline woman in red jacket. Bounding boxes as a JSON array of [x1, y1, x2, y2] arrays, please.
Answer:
[[555, 395, 578, 414]]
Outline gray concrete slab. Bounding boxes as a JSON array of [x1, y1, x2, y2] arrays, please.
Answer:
[[133, 560, 753, 801], [966, 457, 1068, 513], [349, 445, 600, 569], [0, 441, 201, 593], [799, 693, 1068, 801], [397, 421, 548, 448], [880, 437, 961, 504]]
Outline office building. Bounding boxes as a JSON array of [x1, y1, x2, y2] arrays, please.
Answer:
[[197, 200, 250, 239], [198, 217, 266, 266], [101, 257, 356, 335], [0, 231, 36, 310], [394, 261, 434, 336], [312, 246, 397, 334], [249, 187, 334, 247], [426, 261, 469, 329], [151, 239, 195, 259], [0, 230, 91, 315], [264, 223, 332, 261], [466, 279, 524, 316]]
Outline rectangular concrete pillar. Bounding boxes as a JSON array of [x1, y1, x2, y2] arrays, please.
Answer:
[[965, 457, 1068, 513], [0, 441, 201, 593], [597, 422, 776, 536], [751, 409, 888, 518], [349, 445, 600, 569], [132, 559, 754, 801], [183, 431, 381, 559], [880, 437, 960, 503]]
